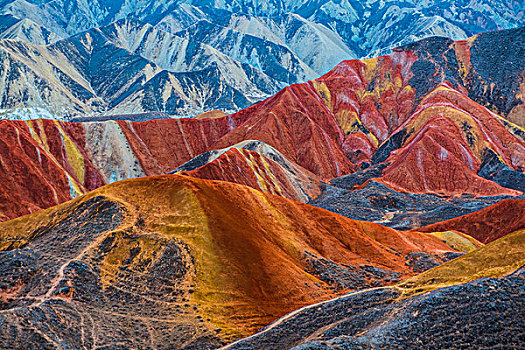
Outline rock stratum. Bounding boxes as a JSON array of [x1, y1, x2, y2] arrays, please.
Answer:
[[1, 28, 524, 223], [0, 174, 476, 349]]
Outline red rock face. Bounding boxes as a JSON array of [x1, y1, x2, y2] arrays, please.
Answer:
[[0, 121, 68, 221], [415, 199, 525, 243], [118, 117, 233, 175], [315, 51, 418, 154], [376, 84, 525, 196], [0, 120, 105, 221], [216, 84, 355, 179]]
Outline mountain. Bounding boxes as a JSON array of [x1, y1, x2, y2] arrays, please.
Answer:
[[0, 19, 291, 118], [99, 19, 282, 96], [223, 225, 525, 349], [0, 14, 60, 45], [0, 28, 524, 223], [208, 12, 358, 74], [0, 174, 471, 348], [2, 0, 523, 57], [173, 19, 317, 84], [0, 0, 523, 118]]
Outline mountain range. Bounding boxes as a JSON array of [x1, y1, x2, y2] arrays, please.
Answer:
[[0, 3, 524, 349], [1, 27, 524, 224], [0, 0, 523, 118]]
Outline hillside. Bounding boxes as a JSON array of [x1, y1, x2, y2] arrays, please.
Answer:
[[0, 175, 472, 348], [224, 226, 525, 349], [415, 199, 525, 243]]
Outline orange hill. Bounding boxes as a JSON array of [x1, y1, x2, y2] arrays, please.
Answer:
[[0, 175, 474, 346]]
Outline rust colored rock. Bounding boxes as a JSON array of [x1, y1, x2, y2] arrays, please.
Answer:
[[216, 83, 355, 179], [118, 117, 234, 175], [375, 84, 525, 197], [0, 120, 69, 220], [1, 30, 524, 221], [0, 120, 104, 220], [177, 144, 321, 202], [415, 199, 525, 244]]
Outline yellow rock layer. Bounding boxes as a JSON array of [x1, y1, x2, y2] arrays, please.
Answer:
[[397, 228, 525, 298], [428, 230, 482, 253]]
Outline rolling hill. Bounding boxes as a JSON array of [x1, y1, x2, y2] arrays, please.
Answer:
[[0, 174, 473, 348], [224, 225, 525, 349]]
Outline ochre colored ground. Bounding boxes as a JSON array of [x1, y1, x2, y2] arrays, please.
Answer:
[[397, 227, 525, 298]]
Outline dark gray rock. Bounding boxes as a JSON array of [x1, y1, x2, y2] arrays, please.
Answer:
[[225, 268, 525, 349], [309, 180, 525, 230]]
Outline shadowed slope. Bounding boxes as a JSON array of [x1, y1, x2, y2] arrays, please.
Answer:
[[0, 175, 468, 348]]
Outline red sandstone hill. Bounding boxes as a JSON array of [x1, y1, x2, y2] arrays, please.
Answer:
[[375, 83, 524, 196], [1, 28, 524, 221], [415, 199, 525, 244], [173, 140, 322, 202]]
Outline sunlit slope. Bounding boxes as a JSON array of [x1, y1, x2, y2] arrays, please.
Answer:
[[0, 175, 468, 348]]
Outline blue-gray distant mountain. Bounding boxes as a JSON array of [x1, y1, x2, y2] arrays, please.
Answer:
[[0, 19, 294, 118], [0, 0, 523, 119]]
